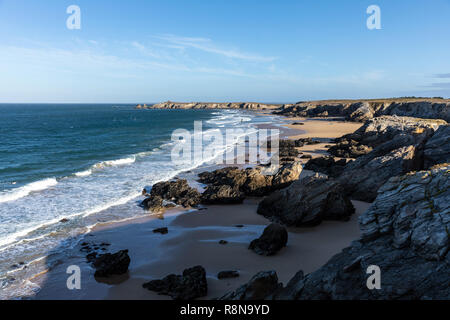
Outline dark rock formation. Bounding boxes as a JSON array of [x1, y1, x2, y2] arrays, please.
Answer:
[[142, 265, 207, 300], [198, 162, 303, 198], [274, 165, 450, 299], [145, 179, 201, 208], [275, 100, 450, 122], [141, 195, 165, 213], [153, 227, 168, 234], [333, 116, 446, 201], [225, 165, 450, 300], [249, 223, 288, 256], [304, 156, 347, 177], [257, 174, 355, 226], [217, 271, 240, 279], [424, 125, 450, 168], [201, 185, 245, 204], [92, 250, 130, 278], [220, 271, 282, 300]]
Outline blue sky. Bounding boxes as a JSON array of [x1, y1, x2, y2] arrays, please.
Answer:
[[0, 0, 449, 103]]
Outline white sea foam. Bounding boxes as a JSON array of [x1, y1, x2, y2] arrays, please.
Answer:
[[74, 169, 92, 177], [0, 178, 58, 204], [93, 156, 136, 169]]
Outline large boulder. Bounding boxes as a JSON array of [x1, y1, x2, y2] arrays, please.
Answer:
[[142, 265, 207, 300], [141, 195, 165, 213], [241, 167, 274, 196], [249, 223, 288, 256], [220, 271, 282, 300], [148, 179, 201, 207], [257, 174, 355, 226], [201, 185, 245, 204], [304, 156, 347, 177], [272, 161, 303, 190], [337, 144, 424, 202], [423, 125, 450, 168], [92, 250, 131, 278], [273, 165, 450, 300], [198, 161, 303, 199]]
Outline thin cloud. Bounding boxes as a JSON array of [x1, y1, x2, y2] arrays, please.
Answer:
[[155, 34, 277, 62]]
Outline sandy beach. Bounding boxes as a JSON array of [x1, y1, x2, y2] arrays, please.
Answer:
[[33, 115, 370, 300]]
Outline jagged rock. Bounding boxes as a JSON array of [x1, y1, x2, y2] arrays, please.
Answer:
[[220, 271, 282, 300], [424, 125, 450, 168], [201, 185, 245, 204], [92, 250, 130, 278], [272, 161, 303, 190], [198, 162, 303, 198], [198, 167, 247, 188], [241, 167, 274, 196], [338, 145, 423, 202], [249, 223, 288, 256], [217, 271, 240, 279], [304, 156, 347, 177], [149, 179, 201, 207], [294, 137, 321, 147], [272, 165, 450, 300], [278, 140, 300, 157], [274, 100, 450, 122], [142, 265, 207, 300], [328, 141, 372, 158], [257, 175, 355, 226], [141, 195, 165, 213]]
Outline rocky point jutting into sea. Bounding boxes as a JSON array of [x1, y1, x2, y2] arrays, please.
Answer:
[[131, 98, 449, 300]]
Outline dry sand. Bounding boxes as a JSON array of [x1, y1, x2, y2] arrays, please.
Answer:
[[34, 115, 369, 300]]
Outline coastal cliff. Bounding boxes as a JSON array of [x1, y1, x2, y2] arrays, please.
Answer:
[[136, 101, 281, 110], [137, 98, 450, 122]]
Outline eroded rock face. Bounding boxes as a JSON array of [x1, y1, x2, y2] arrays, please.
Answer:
[[328, 116, 443, 159], [249, 223, 288, 256], [275, 100, 450, 122], [257, 174, 355, 226], [145, 179, 202, 209], [424, 125, 450, 169], [201, 185, 245, 204], [220, 271, 282, 300], [270, 165, 450, 300], [304, 156, 348, 177], [141, 195, 165, 213], [92, 250, 130, 278], [142, 265, 207, 300], [338, 145, 423, 202], [198, 162, 303, 199]]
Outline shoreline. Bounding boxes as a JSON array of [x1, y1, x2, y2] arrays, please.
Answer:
[[29, 112, 370, 300]]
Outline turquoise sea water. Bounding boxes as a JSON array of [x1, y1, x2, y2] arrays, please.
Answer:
[[0, 104, 277, 298]]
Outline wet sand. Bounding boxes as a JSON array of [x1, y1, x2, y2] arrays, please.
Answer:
[[34, 115, 369, 300]]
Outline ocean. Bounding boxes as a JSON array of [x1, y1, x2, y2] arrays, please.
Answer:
[[0, 103, 279, 298]]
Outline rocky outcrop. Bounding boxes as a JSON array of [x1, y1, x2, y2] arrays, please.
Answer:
[[329, 116, 444, 159], [198, 162, 303, 198], [220, 271, 282, 300], [303, 156, 348, 177], [257, 174, 355, 226], [424, 125, 450, 168], [274, 165, 450, 300], [224, 165, 449, 300], [201, 185, 245, 204], [92, 250, 130, 278], [141, 195, 165, 213], [249, 223, 288, 256], [142, 265, 208, 300], [331, 117, 446, 202], [143, 179, 202, 210], [275, 100, 450, 122], [142, 101, 281, 110]]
